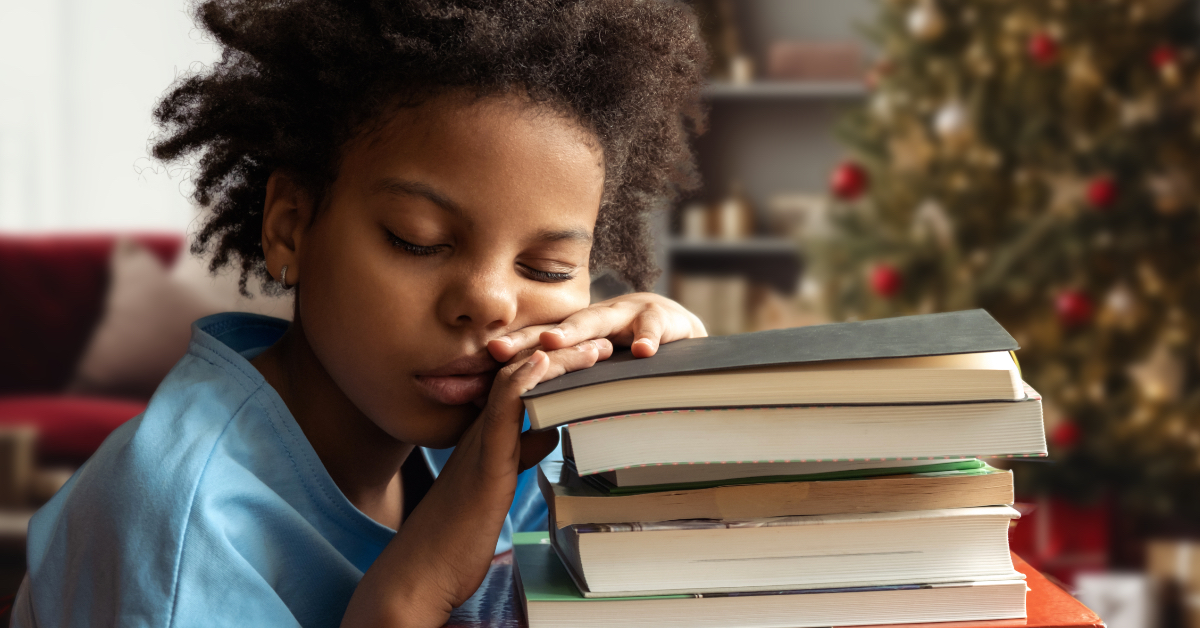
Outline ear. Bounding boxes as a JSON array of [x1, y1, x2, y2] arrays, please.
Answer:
[[261, 170, 315, 287]]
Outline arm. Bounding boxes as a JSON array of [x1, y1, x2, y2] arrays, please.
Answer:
[[340, 342, 610, 628]]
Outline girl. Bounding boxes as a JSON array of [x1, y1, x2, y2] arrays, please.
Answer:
[[14, 1, 707, 626]]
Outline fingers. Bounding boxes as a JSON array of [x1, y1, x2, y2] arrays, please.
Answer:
[[538, 306, 622, 350], [518, 428, 560, 472], [538, 338, 614, 380], [487, 324, 556, 362], [630, 304, 668, 358]]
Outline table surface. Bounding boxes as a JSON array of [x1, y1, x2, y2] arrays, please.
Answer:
[[441, 551, 1102, 628]]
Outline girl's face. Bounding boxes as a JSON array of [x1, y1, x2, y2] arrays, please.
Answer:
[[291, 93, 603, 448]]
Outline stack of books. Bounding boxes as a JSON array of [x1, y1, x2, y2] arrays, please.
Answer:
[[512, 310, 1050, 628]]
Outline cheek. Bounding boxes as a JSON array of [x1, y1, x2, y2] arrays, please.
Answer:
[[517, 278, 593, 327]]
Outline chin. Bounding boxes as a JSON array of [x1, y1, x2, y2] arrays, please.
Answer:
[[401, 403, 480, 450]]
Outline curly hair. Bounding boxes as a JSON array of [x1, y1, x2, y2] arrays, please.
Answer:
[[152, 0, 708, 294]]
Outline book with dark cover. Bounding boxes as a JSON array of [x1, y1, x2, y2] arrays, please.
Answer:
[[522, 309, 1017, 399]]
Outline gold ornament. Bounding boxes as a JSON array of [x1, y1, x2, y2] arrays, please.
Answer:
[[907, 0, 947, 42], [889, 125, 935, 172], [1044, 172, 1086, 216], [1066, 50, 1104, 93], [1100, 282, 1140, 331], [1128, 343, 1185, 403], [933, 100, 973, 149], [910, 199, 954, 249], [966, 43, 996, 78], [1139, 260, 1165, 296], [1145, 169, 1193, 214], [1120, 95, 1161, 128]]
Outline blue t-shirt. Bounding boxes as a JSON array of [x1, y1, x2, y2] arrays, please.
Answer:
[[12, 312, 556, 627]]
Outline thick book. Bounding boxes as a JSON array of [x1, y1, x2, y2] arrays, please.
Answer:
[[561, 384, 1046, 477], [522, 309, 1022, 429], [513, 532, 1028, 628], [590, 457, 984, 491], [550, 506, 1021, 597], [538, 459, 1014, 528]]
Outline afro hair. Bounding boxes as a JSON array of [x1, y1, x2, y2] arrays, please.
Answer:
[[152, 0, 709, 293]]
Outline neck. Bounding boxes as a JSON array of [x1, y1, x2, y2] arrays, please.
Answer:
[[251, 313, 412, 528]]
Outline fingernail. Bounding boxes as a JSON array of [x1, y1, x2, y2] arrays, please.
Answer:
[[530, 350, 547, 365], [495, 336, 512, 346], [548, 328, 565, 338], [577, 340, 596, 351], [634, 338, 655, 348]]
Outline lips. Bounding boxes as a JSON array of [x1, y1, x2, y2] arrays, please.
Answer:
[[414, 352, 502, 406]]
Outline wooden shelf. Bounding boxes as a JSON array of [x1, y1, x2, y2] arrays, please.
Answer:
[[667, 238, 803, 294], [702, 80, 867, 101]]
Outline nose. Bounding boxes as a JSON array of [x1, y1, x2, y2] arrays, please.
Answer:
[[437, 259, 518, 331]]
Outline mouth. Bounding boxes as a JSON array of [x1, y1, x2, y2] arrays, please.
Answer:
[[414, 352, 502, 406]]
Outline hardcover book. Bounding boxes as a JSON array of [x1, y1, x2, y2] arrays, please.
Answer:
[[549, 506, 1021, 597], [538, 459, 1014, 528], [513, 532, 1029, 628], [522, 310, 1022, 429]]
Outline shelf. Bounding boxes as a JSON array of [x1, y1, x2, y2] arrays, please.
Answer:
[[667, 238, 803, 294], [702, 80, 867, 101]]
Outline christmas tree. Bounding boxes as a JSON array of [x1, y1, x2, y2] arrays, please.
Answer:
[[811, 0, 1200, 519]]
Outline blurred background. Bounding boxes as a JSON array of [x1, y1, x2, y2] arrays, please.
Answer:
[[3, 1, 1200, 626]]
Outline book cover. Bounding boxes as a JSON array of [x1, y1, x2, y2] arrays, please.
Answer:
[[522, 309, 1018, 399]]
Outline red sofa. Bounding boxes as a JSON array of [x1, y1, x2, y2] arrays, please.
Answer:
[[0, 234, 183, 466]]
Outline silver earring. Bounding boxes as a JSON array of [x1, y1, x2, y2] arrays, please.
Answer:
[[280, 265, 289, 288]]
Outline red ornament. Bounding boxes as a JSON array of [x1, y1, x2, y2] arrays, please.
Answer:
[[1028, 33, 1059, 66], [1056, 290, 1093, 327], [870, 264, 904, 298], [1152, 44, 1178, 69], [1051, 420, 1082, 449], [830, 162, 869, 200], [1085, 176, 1118, 209]]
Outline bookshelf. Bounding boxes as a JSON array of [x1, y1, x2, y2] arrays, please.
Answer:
[[646, 0, 874, 332]]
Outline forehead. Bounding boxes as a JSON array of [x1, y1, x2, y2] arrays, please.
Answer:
[[333, 90, 604, 232]]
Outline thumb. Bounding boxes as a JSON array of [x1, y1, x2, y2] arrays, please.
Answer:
[[518, 428, 560, 473]]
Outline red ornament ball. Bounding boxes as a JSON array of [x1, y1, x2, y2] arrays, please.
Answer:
[[870, 264, 904, 298], [1086, 176, 1118, 209], [1028, 32, 1059, 66], [1050, 420, 1082, 449], [1152, 44, 1178, 69], [830, 162, 869, 200], [1056, 290, 1094, 327]]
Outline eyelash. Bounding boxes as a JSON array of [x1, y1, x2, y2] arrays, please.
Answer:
[[387, 232, 443, 256], [520, 265, 576, 283], [387, 230, 575, 283]]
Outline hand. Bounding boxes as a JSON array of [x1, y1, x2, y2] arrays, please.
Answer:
[[487, 293, 707, 362], [342, 339, 613, 628]]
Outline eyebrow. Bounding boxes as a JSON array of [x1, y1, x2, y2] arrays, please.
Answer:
[[372, 176, 594, 244], [372, 177, 467, 222]]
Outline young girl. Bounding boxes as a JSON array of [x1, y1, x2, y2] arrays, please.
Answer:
[[14, 1, 707, 626]]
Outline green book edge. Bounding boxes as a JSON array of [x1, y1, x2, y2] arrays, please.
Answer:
[[512, 532, 689, 602], [580, 459, 989, 495]]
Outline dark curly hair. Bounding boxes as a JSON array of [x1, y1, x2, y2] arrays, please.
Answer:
[[152, 0, 708, 294]]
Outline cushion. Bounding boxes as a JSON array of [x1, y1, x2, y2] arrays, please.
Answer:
[[0, 234, 182, 395], [0, 395, 146, 463], [68, 239, 292, 399]]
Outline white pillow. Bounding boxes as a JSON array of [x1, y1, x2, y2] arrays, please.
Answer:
[[69, 238, 292, 398]]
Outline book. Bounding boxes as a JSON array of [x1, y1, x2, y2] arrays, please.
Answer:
[[549, 506, 1021, 597], [513, 532, 1029, 628], [591, 457, 983, 490], [561, 385, 1045, 476], [522, 309, 1022, 429], [538, 459, 1014, 528]]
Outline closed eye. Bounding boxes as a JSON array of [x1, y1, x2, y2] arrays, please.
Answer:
[[519, 263, 575, 283], [386, 231, 445, 256]]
